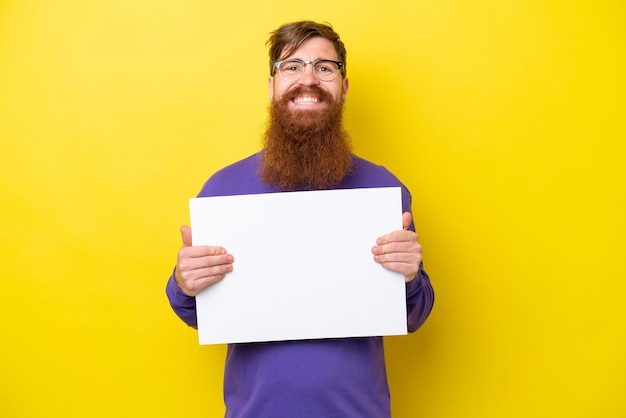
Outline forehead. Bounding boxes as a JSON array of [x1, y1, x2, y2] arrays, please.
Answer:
[[282, 37, 339, 61]]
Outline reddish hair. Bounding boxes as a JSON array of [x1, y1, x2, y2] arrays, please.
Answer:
[[266, 20, 347, 77]]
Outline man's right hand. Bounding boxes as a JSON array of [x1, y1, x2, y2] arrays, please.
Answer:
[[174, 225, 234, 297]]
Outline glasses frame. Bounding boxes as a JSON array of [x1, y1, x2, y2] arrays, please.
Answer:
[[272, 59, 344, 82]]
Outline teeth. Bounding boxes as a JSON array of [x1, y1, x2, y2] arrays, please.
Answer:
[[294, 96, 319, 104]]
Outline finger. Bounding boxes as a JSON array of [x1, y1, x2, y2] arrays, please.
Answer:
[[185, 274, 228, 295], [181, 245, 228, 257], [377, 241, 400, 256], [372, 235, 421, 261], [180, 225, 192, 247], [176, 247, 231, 279], [373, 251, 421, 281], [374, 248, 417, 263], [376, 229, 417, 248], [402, 212, 413, 230], [182, 262, 234, 282], [202, 252, 234, 268]]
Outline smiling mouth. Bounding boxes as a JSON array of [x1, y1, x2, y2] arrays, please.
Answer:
[[293, 96, 321, 105]]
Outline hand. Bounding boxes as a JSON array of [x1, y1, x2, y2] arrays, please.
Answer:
[[372, 212, 422, 282], [174, 225, 234, 296]]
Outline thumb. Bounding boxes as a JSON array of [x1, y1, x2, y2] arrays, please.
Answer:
[[180, 225, 192, 247], [402, 212, 413, 230]]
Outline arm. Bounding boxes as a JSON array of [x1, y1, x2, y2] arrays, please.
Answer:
[[404, 263, 435, 332], [166, 271, 198, 328]]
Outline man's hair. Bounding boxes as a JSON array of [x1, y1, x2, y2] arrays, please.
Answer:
[[266, 20, 347, 77]]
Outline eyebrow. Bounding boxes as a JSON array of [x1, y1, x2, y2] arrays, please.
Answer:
[[283, 57, 337, 62]]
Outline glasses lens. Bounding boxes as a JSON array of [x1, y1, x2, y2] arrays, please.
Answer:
[[278, 60, 304, 81], [314, 60, 340, 81]]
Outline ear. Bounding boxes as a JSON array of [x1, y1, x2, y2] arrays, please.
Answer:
[[342, 77, 349, 101], [268, 76, 275, 102]]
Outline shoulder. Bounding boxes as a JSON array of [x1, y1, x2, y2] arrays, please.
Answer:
[[343, 154, 413, 213], [197, 151, 273, 197], [345, 155, 404, 188], [211, 152, 261, 179]]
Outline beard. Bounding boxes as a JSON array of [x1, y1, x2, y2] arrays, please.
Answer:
[[259, 85, 353, 191]]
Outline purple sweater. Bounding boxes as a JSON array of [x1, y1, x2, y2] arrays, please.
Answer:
[[166, 152, 434, 417]]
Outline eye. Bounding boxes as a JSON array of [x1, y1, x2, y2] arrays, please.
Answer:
[[315, 61, 337, 74], [279, 61, 303, 73]]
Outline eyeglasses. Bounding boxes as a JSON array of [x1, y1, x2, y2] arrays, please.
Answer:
[[273, 59, 344, 82]]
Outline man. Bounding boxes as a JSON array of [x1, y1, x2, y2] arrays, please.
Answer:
[[166, 20, 434, 417]]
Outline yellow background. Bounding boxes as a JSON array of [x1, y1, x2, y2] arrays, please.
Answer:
[[1, 1, 624, 417]]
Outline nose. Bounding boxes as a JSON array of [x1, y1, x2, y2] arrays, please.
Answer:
[[298, 62, 319, 86]]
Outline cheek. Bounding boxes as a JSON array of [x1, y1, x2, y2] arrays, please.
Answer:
[[270, 78, 294, 101], [332, 80, 347, 100], [272, 86, 287, 101], [268, 77, 276, 99]]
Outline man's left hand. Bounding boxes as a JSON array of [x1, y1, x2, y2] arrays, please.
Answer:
[[372, 212, 422, 282]]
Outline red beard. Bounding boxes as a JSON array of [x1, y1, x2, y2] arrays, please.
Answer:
[[259, 85, 352, 191]]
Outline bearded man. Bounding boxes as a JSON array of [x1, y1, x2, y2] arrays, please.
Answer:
[[166, 20, 434, 418]]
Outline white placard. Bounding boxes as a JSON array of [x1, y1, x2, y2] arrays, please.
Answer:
[[190, 187, 407, 345]]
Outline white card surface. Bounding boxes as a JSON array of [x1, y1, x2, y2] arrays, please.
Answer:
[[190, 187, 407, 345]]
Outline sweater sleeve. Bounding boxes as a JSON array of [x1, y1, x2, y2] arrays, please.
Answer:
[[405, 263, 434, 332], [165, 269, 198, 328], [398, 185, 434, 332]]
